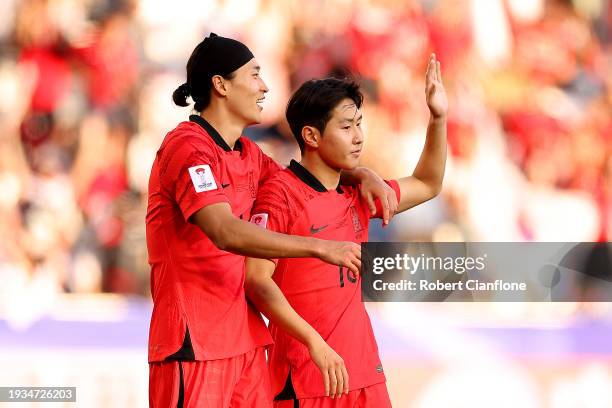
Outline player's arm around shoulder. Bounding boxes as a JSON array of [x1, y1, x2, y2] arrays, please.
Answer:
[[396, 53, 448, 214]]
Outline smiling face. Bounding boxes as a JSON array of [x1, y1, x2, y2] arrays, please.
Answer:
[[224, 58, 268, 125], [286, 78, 365, 169], [316, 98, 364, 171]]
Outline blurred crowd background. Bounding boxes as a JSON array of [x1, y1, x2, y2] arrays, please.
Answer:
[[0, 0, 611, 297], [0, 0, 610, 300], [0, 0, 611, 406]]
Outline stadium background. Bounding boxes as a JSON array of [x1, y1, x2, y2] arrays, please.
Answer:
[[0, 0, 610, 406]]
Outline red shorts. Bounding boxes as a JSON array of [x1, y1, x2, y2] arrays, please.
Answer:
[[149, 347, 272, 408], [273, 382, 391, 408]]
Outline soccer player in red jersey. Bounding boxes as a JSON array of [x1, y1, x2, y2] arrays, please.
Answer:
[[146, 34, 398, 408], [245, 54, 447, 407]]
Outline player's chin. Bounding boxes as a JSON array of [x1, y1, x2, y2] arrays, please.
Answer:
[[348, 152, 362, 166], [246, 112, 263, 126], [340, 156, 360, 170]]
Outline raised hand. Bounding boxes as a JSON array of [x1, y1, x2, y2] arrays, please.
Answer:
[[425, 53, 448, 119]]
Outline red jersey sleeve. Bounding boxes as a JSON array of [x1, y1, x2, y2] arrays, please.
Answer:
[[158, 135, 229, 222], [371, 179, 401, 219]]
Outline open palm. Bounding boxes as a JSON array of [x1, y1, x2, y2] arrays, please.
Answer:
[[425, 54, 448, 119]]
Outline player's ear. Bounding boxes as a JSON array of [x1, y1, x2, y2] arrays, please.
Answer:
[[302, 126, 320, 149], [211, 75, 229, 96]]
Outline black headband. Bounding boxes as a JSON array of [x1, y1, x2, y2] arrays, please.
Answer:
[[189, 33, 254, 92]]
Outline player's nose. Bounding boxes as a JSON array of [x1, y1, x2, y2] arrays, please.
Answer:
[[354, 131, 364, 146], [260, 78, 269, 93]]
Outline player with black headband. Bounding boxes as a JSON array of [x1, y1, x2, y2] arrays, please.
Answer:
[[146, 33, 398, 407]]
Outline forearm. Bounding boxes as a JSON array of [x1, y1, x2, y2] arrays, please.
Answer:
[[246, 277, 322, 347], [221, 217, 323, 260], [412, 115, 447, 193]]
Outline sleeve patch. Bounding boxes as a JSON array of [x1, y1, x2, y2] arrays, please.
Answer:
[[188, 165, 218, 192], [250, 213, 269, 229]]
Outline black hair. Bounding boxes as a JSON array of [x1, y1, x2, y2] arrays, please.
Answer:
[[173, 34, 251, 112], [172, 47, 236, 112], [285, 77, 363, 152]]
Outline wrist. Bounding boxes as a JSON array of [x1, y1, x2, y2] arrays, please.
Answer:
[[310, 238, 325, 259], [430, 113, 447, 123], [351, 166, 369, 182], [305, 332, 324, 350]]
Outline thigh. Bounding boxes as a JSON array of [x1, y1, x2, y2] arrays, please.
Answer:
[[149, 361, 181, 408], [230, 347, 273, 408], [293, 391, 359, 408], [293, 383, 391, 408], [182, 359, 237, 408], [150, 359, 240, 408], [358, 382, 392, 408], [273, 400, 299, 408]]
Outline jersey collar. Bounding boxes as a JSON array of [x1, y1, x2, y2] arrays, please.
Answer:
[[288, 159, 343, 194], [189, 115, 242, 152]]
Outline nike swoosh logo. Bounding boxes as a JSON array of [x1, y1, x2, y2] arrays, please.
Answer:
[[221, 183, 230, 188], [310, 224, 328, 234]]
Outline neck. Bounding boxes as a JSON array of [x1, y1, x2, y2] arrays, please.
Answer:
[[300, 153, 341, 191], [200, 103, 245, 149]]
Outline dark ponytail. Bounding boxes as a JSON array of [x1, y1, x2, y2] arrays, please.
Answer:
[[172, 83, 191, 107], [173, 33, 254, 112]]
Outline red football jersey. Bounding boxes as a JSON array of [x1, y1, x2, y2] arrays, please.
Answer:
[[146, 115, 281, 362], [250, 160, 400, 399]]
